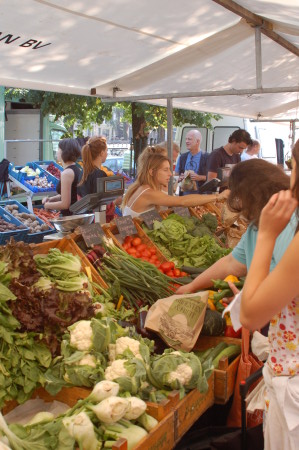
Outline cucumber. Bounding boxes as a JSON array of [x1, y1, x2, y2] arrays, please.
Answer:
[[197, 347, 215, 363], [180, 266, 208, 274], [212, 344, 241, 369], [204, 342, 228, 362], [174, 276, 194, 284]]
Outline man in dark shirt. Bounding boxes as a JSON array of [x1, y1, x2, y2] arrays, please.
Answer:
[[207, 129, 252, 183]]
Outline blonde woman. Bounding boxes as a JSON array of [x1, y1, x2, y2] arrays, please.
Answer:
[[122, 153, 228, 217]]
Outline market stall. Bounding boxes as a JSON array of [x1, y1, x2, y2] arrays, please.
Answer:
[[0, 199, 248, 449]]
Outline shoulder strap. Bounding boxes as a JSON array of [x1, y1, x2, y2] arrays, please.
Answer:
[[179, 152, 188, 174], [128, 187, 151, 208]]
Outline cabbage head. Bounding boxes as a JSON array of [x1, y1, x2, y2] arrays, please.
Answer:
[[153, 219, 187, 242]]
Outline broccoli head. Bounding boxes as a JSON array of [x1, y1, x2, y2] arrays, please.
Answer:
[[201, 213, 218, 232], [191, 224, 212, 237]]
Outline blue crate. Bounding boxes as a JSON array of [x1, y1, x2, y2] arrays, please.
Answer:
[[0, 206, 29, 245], [32, 160, 63, 180], [0, 200, 55, 244], [9, 163, 58, 192]]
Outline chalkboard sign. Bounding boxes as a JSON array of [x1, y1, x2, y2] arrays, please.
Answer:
[[140, 209, 162, 230], [173, 206, 191, 217], [115, 215, 137, 238], [80, 223, 105, 248]]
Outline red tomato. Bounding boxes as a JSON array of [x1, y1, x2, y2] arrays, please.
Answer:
[[168, 261, 175, 270], [153, 261, 161, 267], [141, 249, 151, 258], [165, 270, 175, 277], [136, 243, 147, 252], [148, 247, 156, 255], [157, 268, 165, 273], [160, 262, 172, 273], [173, 268, 181, 277], [135, 251, 141, 258], [132, 237, 142, 247], [127, 247, 137, 255], [179, 271, 188, 277], [124, 235, 133, 245], [122, 243, 130, 251]]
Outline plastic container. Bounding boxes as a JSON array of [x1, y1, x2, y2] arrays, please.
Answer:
[[0, 200, 55, 244], [32, 160, 63, 180], [9, 163, 58, 192], [0, 206, 29, 245]]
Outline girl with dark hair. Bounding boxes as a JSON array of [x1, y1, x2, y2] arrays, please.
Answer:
[[240, 140, 299, 449], [78, 136, 108, 197], [42, 138, 81, 216], [177, 158, 296, 295], [122, 153, 228, 217]]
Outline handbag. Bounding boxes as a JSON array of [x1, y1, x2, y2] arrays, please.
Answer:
[[227, 327, 264, 428]]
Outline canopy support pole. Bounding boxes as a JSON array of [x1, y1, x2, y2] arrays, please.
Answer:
[[100, 86, 299, 103], [255, 27, 262, 89], [167, 98, 173, 196]]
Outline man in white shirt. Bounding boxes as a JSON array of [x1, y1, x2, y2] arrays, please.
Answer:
[[241, 139, 260, 161]]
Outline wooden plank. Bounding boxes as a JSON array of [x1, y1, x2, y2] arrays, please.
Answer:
[[146, 390, 180, 421], [174, 375, 214, 443]]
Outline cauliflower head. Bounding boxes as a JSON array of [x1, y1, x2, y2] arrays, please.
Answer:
[[167, 363, 193, 385], [69, 320, 93, 351], [105, 359, 130, 381]]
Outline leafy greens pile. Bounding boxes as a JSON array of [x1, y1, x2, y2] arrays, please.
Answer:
[[0, 241, 95, 356], [144, 213, 231, 268]]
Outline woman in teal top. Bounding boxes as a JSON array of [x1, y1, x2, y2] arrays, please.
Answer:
[[176, 159, 296, 295]]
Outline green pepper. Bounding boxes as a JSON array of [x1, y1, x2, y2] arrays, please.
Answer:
[[213, 288, 232, 302]]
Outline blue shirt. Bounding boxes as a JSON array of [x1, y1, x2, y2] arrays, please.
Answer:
[[175, 151, 202, 174], [175, 151, 203, 196], [232, 213, 298, 270]]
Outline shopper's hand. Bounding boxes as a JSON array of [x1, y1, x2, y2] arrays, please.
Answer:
[[42, 196, 49, 205], [176, 284, 194, 295], [258, 190, 298, 240], [190, 172, 206, 182]]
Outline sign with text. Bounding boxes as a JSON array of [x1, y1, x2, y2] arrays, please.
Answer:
[[173, 207, 191, 217], [80, 223, 105, 248], [115, 215, 137, 238], [140, 209, 162, 230]]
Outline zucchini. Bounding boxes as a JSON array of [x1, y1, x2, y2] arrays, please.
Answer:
[[196, 347, 215, 363], [201, 309, 226, 336], [205, 342, 228, 362], [212, 344, 241, 369], [174, 276, 194, 284], [180, 266, 207, 274]]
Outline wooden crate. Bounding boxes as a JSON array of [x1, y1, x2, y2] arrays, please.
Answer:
[[174, 374, 214, 443], [102, 220, 168, 265], [135, 410, 175, 450], [32, 236, 108, 290], [193, 335, 242, 404], [4, 386, 175, 450]]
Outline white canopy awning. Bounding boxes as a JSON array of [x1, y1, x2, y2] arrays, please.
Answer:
[[1, 0, 298, 119]]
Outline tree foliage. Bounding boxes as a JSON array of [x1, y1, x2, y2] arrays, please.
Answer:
[[5, 89, 221, 139]]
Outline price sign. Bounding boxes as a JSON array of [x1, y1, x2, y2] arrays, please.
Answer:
[[115, 215, 137, 238], [80, 223, 105, 248], [140, 209, 162, 230], [173, 206, 191, 217]]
